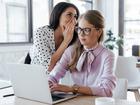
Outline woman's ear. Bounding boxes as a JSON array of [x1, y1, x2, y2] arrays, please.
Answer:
[[98, 29, 102, 35], [97, 29, 102, 38]]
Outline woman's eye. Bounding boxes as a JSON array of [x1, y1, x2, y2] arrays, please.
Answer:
[[67, 13, 72, 17], [85, 28, 91, 32]]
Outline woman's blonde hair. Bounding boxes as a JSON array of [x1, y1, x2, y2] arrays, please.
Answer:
[[68, 10, 105, 72]]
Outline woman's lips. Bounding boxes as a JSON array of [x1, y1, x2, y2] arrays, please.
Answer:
[[80, 38, 86, 42]]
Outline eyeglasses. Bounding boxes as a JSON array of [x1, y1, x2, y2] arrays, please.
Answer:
[[75, 27, 97, 36]]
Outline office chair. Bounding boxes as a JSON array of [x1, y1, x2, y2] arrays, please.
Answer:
[[113, 78, 128, 99], [18, 53, 31, 64], [132, 45, 140, 62], [115, 56, 140, 101], [132, 45, 140, 57]]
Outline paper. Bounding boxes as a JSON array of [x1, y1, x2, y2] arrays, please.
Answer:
[[95, 97, 115, 105]]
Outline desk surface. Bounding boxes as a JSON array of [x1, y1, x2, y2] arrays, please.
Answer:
[[1, 88, 140, 105], [0, 80, 11, 89], [1, 95, 140, 105]]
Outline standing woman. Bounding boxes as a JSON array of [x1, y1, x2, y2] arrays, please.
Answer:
[[29, 2, 79, 72], [49, 10, 116, 97]]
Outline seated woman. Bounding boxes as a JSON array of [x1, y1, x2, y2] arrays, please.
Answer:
[[49, 10, 116, 97]]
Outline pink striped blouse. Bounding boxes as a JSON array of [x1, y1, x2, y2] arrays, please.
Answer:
[[49, 44, 116, 97]]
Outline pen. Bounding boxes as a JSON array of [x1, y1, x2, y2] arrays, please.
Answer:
[[3, 93, 14, 97]]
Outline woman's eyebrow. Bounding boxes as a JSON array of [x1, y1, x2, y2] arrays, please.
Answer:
[[66, 11, 76, 15]]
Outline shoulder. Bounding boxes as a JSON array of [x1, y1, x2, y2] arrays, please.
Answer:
[[63, 45, 75, 56], [33, 25, 54, 40], [99, 45, 115, 59], [34, 25, 54, 34], [65, 45, 75, 52]]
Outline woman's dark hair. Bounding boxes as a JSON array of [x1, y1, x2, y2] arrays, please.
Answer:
[[49, 2, 79, 30], [49, 2, 80, 46]]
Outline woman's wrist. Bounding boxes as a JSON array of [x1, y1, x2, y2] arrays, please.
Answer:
[[61, 41, 69, 48], [68, 86, 74, 92], [72, 84, 80, 94]]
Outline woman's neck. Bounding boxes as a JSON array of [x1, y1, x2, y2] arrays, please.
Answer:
[[54, 27, 63, 36], [84, 43, 99, 50]]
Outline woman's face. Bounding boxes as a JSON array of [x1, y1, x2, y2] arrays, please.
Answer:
[[77, 18, 102, 49], [59, 7, 77, 29]]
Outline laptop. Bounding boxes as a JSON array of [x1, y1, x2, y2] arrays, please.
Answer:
[[5, 63, 77, 104]]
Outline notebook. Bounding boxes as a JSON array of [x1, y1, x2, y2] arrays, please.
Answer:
[[6, 64, 77, 104], [0, 79, 11, 89]]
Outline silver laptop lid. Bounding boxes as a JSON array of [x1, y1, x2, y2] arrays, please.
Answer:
[[6, 64, 53, 104]]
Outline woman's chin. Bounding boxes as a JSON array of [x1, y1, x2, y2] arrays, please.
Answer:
[[80, 41, 86, 45], [80, 42, 91, 48], [80, 43, 87, 46]]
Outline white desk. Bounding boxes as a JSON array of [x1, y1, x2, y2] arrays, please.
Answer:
[[1, 87, 140, 105], [0, 80, 11, 89]]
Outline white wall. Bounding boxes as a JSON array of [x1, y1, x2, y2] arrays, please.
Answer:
[[94, 0, 119, 37], [94, 0, 119, 56], [0, 44, 31, 80]]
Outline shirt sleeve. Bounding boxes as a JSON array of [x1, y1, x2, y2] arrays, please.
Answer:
[[32, 27, 54, 71], [48, 46, 73, 83], [90, 52, 116, 97]]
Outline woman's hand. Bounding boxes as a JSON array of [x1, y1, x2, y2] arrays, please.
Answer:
[[48, 80, 54, 89], [50, 83, 73, 93], [63, 17, 77, 44]]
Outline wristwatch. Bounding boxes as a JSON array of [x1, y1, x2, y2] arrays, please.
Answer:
[[72, 84, 79, 94]]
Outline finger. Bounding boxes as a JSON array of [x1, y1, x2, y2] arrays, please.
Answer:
[[48, 81, 52, 84], [67, 21, 75, 29], [73, 18, 77, 25], [50, 87, 55, 92], [50, 86, 59, 92], [62, 25, 65, 32], [48, 81, 53, 86], [65, 18, 74, 27], [49, 84, 53, 89], [70, 20, 77, 29], [67, 24, 75, 33]]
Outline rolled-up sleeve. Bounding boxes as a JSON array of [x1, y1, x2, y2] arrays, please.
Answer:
[[48, 46, 74, 83], [90, 53, 116, 97]]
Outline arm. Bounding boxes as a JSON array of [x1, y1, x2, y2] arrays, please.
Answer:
[[50, 84, 93, 95], [48, 18, 77, 71], [50, 51, 116, 96], [48, 46, 74, 83], [32, 28, 53, 71], [32, 24, 74, 71], [48, 41, 69, 71], [33, 29, 69, 72], [89, 52, 116, 97]]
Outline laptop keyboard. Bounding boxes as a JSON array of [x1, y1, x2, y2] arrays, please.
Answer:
[[51, 94, 65, 101]]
